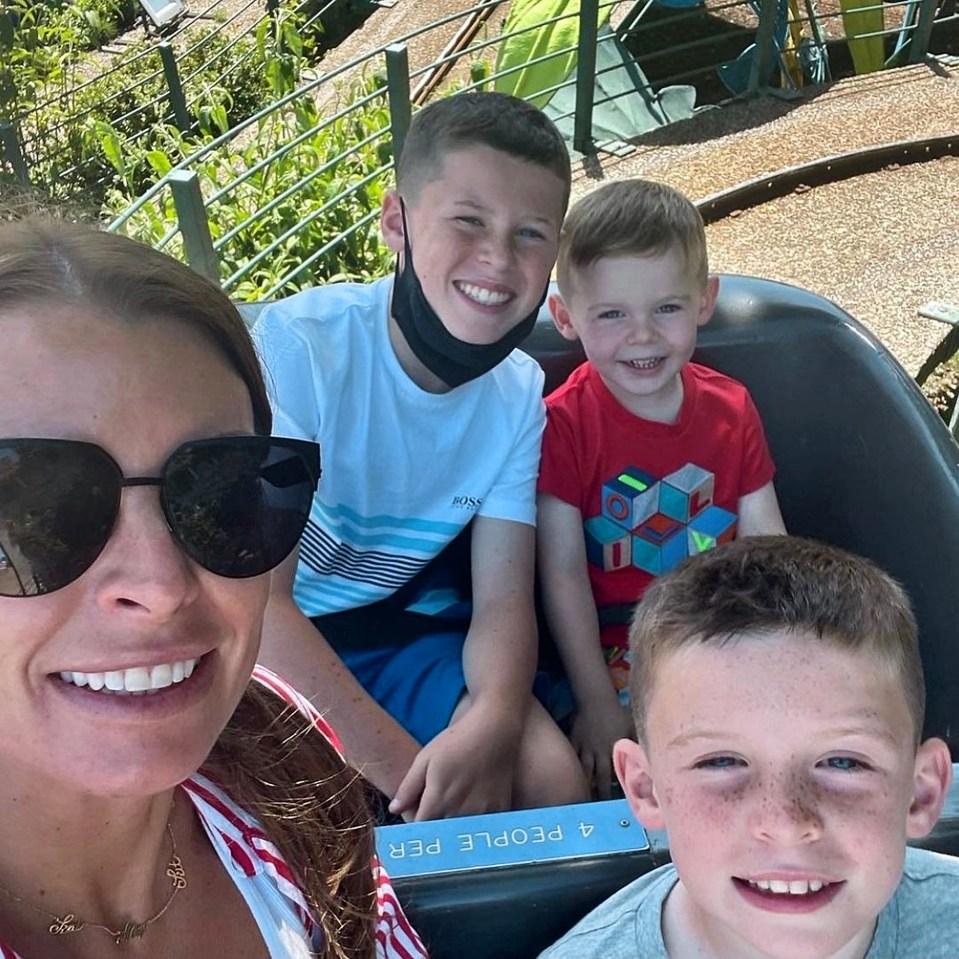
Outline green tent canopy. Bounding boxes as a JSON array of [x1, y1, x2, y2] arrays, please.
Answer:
[[495, 2, 697, 147]]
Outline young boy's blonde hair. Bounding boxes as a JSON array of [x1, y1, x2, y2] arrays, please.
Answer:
[[556, 179, 708, 295], [628, 536, 926, 745]]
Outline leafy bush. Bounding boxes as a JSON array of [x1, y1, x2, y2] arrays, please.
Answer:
[[105, 75, 395, 299], [0, 0, 138, 113], [2, 0, 394, 289], [1, 10, 309, 211]]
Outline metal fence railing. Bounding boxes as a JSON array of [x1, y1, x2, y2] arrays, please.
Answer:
[[0, 0, 354, 198], [3, 0, 955, 297]]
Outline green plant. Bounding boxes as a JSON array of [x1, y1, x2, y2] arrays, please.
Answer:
[[1, 1, 400, 288], [470, 57, 492, 91], [105, 77, 395, 299], [2, 13, 310, 208], [0, 0, 329, 203], [0, 0, 75, 121]]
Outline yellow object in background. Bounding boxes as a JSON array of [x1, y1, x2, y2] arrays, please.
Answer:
[[494, 0, 608, 108], [839, 0, 886, 74], [781, 0, 805, 87]]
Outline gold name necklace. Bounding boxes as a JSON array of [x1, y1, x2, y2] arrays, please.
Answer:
[[0, 816, 187, 947]]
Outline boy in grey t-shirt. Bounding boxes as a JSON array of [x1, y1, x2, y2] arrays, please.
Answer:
[[541, 536, 959, 959]]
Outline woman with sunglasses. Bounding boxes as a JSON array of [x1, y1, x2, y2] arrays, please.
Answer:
[[0, 218, 427, 959]]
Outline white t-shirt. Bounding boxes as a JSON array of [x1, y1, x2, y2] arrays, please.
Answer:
[[253, 277, 546, 618]]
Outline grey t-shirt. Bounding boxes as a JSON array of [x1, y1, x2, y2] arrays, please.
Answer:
[[538, 847, 959, 958]]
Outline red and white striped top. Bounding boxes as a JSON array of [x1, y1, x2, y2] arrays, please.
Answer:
[[0, 666, 428, 959]]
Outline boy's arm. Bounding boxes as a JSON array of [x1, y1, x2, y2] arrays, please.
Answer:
[[260, 549, 421, 801], [537, 493, 632, 799], [737, 481, 787, 536], [390, 515, 536, 820]]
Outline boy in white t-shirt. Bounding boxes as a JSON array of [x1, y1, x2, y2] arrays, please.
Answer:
[[540, 536, 958, 959], [254, 92, 588, 822]]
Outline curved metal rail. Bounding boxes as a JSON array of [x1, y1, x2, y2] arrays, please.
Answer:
[[696, 132, 959, 224]]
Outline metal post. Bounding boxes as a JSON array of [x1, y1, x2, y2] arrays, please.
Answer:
[[950, 392, 959, 443], [0, 120, 29, 185], [0, 11, 18, 122], [573, 0, 599, 155], [158, 42, 190, 132], [907, 0, 938, 64], [749, 0, 780, 92], [616, 0, 648, 38], [168, 171, 220, 284], [385, 44, 411, 164]]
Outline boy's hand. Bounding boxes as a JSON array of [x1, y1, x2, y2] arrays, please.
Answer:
[[390, 701, 522, 821], [571, 698, 634, 800]]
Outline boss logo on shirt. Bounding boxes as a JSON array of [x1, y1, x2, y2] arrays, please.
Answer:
[[451, 495, 483, 509]]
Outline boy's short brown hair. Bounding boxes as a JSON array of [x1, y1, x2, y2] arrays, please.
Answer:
[[629, 536, 926, 744], [396, 92, 571, 211], [556, 179, 708, 295]]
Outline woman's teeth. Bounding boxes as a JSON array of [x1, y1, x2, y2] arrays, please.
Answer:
[[59, 658, 199, 695], [457, 282, 510, 306], [747, 878, 827, 895]]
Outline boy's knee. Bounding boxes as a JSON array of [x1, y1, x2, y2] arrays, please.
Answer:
[[515, 712, 590, 807]]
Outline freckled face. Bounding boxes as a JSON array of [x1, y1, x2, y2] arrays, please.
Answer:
[[633, 633, 923, 959]]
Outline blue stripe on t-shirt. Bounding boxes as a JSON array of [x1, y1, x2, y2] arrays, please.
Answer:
[[292, 501, 462, 615], [314, 500, 461, 538]]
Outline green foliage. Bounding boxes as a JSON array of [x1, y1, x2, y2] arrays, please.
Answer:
[[470, 57, 492, 91], [2, 19, 301, 209], [0, 0, 138, 112], [105, 77, 394, 299], [1, 0, 393, 289]]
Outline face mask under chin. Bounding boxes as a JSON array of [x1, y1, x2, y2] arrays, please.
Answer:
[[390, 204, 547, 389]]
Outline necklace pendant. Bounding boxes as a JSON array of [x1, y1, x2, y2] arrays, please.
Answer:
[[113, 921, 146, 946], [166, 854, 187, 890], [49, 914, 86, 936]]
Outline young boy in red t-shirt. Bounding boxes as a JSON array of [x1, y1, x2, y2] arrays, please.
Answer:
[[537, 179, 786, 796]]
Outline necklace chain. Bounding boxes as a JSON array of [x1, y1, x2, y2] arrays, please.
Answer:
[[0, 816, 187, 947]]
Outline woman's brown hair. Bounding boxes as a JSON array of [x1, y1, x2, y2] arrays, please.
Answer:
[[0, 218, 377, 959]]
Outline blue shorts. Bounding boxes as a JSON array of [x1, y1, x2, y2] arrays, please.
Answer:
[[340, 632, 467, 746]]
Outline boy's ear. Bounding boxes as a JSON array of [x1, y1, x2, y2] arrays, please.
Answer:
[[697, 275, 720, 328], [548, 293, 580, 342], [380, 189, 406, 255], [614, 738, 666, 831], [906, 736, 953, 839]]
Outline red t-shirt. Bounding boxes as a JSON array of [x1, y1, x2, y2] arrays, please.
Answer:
[[538, 361, 775, 663]]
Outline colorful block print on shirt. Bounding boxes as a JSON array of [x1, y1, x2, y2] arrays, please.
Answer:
[[585, 463, 737, 575]]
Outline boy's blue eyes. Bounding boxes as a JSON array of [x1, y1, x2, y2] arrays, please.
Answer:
[[696, 755, 743, 769], [453, 217, 546, 240], [595, 304, 683, 320], [694, 755, 868, 772], [822, 756, 867, 771]]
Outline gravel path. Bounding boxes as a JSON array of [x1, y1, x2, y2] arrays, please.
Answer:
[[312, 0, 505, 107], [705, 156, 959, 376]]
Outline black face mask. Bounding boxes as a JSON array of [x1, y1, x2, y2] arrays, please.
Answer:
[[390, 204, 547, 389]]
